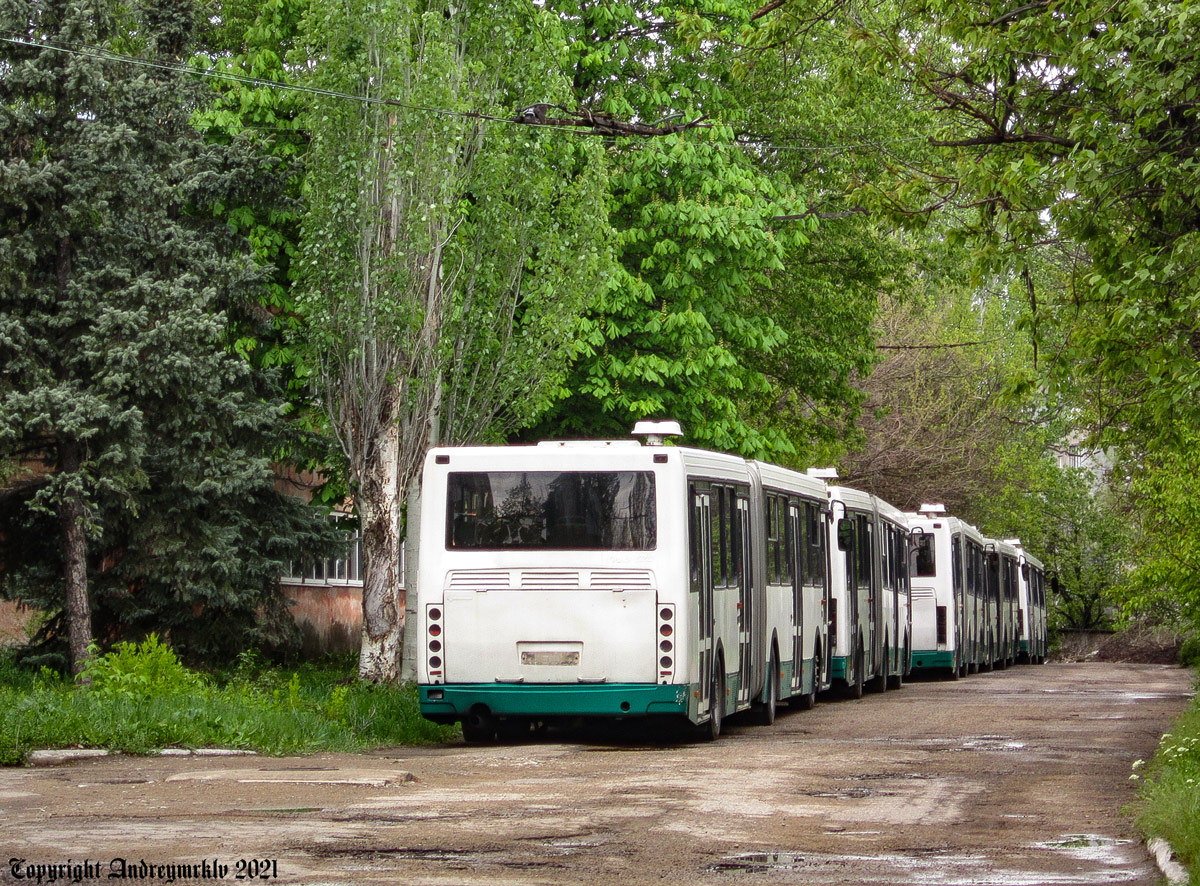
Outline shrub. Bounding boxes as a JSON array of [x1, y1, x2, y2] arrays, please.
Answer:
[[79, 634, 204, 699], [1179, 635, 1200, 669]]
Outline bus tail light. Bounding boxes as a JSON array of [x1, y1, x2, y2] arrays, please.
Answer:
[[657, 604, 675, 683], [426, 604, 444, 684]]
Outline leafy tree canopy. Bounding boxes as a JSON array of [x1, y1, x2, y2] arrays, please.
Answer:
[[854, 0, 1200, 451]]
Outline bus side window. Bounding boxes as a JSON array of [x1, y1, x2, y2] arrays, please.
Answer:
[[858, 516, 872, 591], [783, 499, 795, 585], [811, 504, 825, 587], [689, 484, 701, 588], [731, 493, 746, 587]]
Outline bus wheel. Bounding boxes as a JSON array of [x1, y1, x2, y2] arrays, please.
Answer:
[[848, 641, 865, 700], [888, 646, 905, 690], [797, 652, 819, 710], [759, 652, 778, 726], [461, 717, 496, 745], [703, 670, 725, 741], [867, 638, 889, 693]]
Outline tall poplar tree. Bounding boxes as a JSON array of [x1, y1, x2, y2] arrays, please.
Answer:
[[0, 0, 325, 670], [295, 0, 608, 681]]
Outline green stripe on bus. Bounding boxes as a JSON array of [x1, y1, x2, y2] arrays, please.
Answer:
[[910, 650, 956, 670], [420, 683, 691, 718]]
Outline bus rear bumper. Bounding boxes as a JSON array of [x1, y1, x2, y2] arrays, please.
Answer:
[[420, 683, 692, 720]]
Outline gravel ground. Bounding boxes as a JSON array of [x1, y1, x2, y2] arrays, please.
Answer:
[[1, 662, 1193, 886]]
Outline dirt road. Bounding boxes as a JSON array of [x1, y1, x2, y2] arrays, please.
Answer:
[[1, 663, 1193, 886]]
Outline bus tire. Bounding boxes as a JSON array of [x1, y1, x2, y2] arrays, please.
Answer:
[[703, 670, 725, 742], [868, 635, 889, 693], [461, 719, 495, 745], [848, 640, 865, 700], [797, 650, 819, 710], [888, 643, 905, 690], [758, 651, 778, 726]]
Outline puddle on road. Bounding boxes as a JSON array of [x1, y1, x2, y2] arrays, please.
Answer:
[[960, 736, 1028, 751], [311, 844, 569, 874], [709, 852, 808, 873], [1034, 834, 1135, 864], [800, 787, 887, 799], [707, 835, 1150, 885]]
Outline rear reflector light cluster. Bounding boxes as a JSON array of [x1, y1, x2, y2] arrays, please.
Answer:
[[658, 604, 675, 683], [426, 605, 444, 684]]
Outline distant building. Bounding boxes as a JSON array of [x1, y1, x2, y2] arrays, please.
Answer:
[[1051, 433, 1113, 491]]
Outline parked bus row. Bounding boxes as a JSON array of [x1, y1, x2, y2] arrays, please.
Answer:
[[416, 423, 1049, 742]]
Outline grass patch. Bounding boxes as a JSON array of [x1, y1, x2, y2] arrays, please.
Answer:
[[1133, 672, 1200, 885], [0, 642, 457, 765]]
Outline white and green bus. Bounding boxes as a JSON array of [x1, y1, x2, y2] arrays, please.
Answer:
[[906, 507, 987, 678], [416, 424, 833, 741], [1010, 541, 1048, 664], [826, 484, 912, 698], [983, 537, 1021, 669]]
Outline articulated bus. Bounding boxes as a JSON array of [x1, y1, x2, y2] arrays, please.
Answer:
[[983, 538, 1021, 669], [1010, 541, 1048, 664], [826, 485, 912, 698], [906, 506, 987, 678], [416, 424, 833, 741], [754, 462, 833, 717]]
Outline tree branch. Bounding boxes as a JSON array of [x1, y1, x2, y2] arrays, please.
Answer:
[[772, 207, 868, 222], [751, 0, 788, 20], [514, 105, 710, 137], [929, 132, 1079, 150], [876, 339, 1000, 350]]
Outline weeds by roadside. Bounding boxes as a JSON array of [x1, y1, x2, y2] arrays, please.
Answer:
[[0, 638, 457, 765], [1133, 670, 1200, 885]]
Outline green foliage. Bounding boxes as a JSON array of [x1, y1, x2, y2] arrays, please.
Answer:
[[1134, 693, 1200, 882], [192, 0, 324, 405], [0, 0, 334, 664], [858, 0, 1200, 449], [526, 0, 889, 459], [294, 0, 610, 447], [1180, 637, 1200, 670], [79, 635, 203, 700], [0, 649, 455, 765], [971, 445, 1127, 633], [1115, 431, 1200, 633], [536, 131, 810, 457]]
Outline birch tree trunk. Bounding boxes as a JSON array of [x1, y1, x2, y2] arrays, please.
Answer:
[[399, 481, 422, 683], [355, 403, 405, 681]]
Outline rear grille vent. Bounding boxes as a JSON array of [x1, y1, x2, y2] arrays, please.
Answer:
[[447, 570, 512, 589], [519, 569, 582, 588]]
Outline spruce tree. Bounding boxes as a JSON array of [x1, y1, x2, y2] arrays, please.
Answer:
[[0, 0, 328, 670]]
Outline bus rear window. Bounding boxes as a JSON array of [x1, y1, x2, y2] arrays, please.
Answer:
[[912, 534, 936, 577], [447, 471, 657, 550]]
